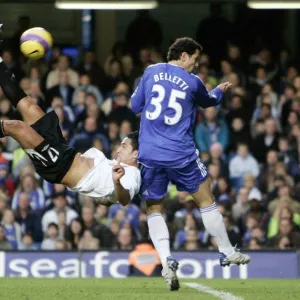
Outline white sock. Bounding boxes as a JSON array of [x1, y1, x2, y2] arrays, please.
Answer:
[[201, 203, 234, 256], [147, 213, 171, 271]]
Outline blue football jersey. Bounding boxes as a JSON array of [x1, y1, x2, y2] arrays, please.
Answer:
[[131, 63, 223, 168]]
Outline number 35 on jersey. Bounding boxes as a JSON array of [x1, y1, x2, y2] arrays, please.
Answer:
[[146, 84, 186, 125]]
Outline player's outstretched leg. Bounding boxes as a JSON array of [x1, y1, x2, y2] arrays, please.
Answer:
[[0, 119, 44, 150], [0, 57, 45, 125], [192, 178, 251, 267], [147, 200, 180, 291]]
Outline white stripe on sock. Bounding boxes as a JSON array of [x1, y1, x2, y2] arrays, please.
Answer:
[[200, 203, 217, 213]]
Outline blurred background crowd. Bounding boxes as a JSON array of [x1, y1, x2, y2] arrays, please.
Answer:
[[1, 7, 300, 252]]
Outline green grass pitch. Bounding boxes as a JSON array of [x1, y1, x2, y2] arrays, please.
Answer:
[[0, 278, 299, 300]]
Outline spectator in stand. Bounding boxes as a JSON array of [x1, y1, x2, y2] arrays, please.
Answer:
[[226, 94, 251, 129], [0, 224, 13, 250], [121, 55, 136, 91], [268, 191, 300, 217], [212, 176, 232, 207], [85, 102, 108, 135], [207, 142, 228, 177], [78, 230, 100, 250], [222, 214, 242, 247], [69, 117, 109, 153], [14, 191, 43, 243], [284, 110, 300, 136], [0, 191, 8, 221], [18, 232, 38, 250], [41, 223, 59, 250], [77, 51, 106, 92], [47, 71, 75, 107], [248, 237, 263, 250], [65, 218, 84, 250], [42, 192, 78, 233], [278, 135, 299, 176], [119, 120, 133, 141], [108, 203, 140, 231], [280, 84, 296, 129], [46, 55, 79, 89], [228, 117, 252, 154], [244, 174, 263, 202], [0, 160, 14, 197], [243, 215, 259, 246], [81, 206, 113, 248], [115, 227, 134, 250], [1, 49, 24, 82], [108, 92, 137, 129], [173, 197, 201, 230], [252, 118, 280, 163], [232, 187, 250, 222], [73, 90, 86, 120], [102, 82, 130, 116], [72, 73, 103, 106], [227, 45, 244, 72], [1, 209, 22, 249], [11, 174, 45, 211], [108, 121, 120, 145], [104, 59, 124, 93], [266, 219, 300, 248], [47, 96, 75, 124], [229, 143, 260, 190], [268, 207, 300, 239], [195, 107, 230, 153], [259, 150, 280, 195]]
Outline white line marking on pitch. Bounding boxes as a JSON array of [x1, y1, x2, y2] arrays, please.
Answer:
[[184, 282, 244, 300]]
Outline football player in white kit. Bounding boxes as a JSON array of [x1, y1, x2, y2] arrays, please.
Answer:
[[0, 54, 141, 206]]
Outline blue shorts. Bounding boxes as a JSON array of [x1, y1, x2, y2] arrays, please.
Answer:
[[140, 158, 209, 200]]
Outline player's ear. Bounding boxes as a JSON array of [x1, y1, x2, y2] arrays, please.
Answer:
[[180, 52, 186, 62], [132, 150, 138, 160]]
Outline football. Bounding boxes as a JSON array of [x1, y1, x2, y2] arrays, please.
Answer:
[[20, 27, 53, 60]]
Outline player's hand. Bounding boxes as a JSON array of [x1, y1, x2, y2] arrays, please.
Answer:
[[112, 158, 125, 183], [217, 82, 232, 92]]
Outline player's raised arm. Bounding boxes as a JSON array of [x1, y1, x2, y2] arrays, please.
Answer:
[[112, 158, 130, 206], [130, 75, 146, 114], [194, 75, 232, 108]]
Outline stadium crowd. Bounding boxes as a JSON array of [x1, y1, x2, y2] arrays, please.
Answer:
[[1, 11, 300, 252]]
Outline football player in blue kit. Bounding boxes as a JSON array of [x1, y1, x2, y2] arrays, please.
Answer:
[[131, 37, 250, 291]]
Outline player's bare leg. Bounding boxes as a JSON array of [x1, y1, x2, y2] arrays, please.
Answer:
[[16, 96, 45, 125], [1, 119, 44, 149], [146, 199, 180, 291], [192, 177, 251, 266]]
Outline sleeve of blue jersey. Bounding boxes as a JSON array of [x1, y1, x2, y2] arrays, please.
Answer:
[[131, 74, 146, 114], [193, 74, 224, 108]]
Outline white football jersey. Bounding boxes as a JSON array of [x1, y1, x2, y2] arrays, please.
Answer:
[[68, 148, 141, 199]]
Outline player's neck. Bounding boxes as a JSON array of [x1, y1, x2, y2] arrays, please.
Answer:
[[168, 60, 185, 70], [124, 161, 139, 168]]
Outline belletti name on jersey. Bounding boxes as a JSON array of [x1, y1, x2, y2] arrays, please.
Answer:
[[153, 72, 189, 91]]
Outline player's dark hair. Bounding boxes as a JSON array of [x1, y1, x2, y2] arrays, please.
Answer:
[[167, 37, 203, 61], [127, 131, 139, 151]]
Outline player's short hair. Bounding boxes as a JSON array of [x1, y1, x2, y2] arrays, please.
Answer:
[[167, 37, 203, 61], [127, 131, 139, 151]]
